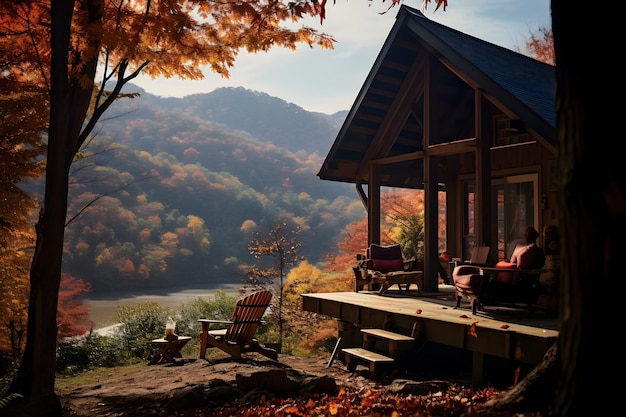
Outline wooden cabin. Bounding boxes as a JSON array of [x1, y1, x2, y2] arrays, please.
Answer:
[[317, 5, 558, 299]]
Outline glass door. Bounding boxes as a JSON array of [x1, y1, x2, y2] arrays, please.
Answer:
[[461, 174, 538, 261], [492, 174, 538, 260]]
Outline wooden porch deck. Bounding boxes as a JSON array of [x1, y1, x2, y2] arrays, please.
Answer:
[[301, 286, 558, 386]]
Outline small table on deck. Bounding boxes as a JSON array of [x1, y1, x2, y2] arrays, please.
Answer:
[[149, 336, 191, 365]]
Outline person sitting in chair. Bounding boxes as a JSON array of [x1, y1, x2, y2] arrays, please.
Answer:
[[494, 226, 544, 279], [481, 226, 545, 306]]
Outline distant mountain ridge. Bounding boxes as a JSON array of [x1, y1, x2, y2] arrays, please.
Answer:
[[135, 85, 348, 155], [55, 86, 362, 294]]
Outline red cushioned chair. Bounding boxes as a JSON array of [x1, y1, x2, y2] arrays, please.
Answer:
[[353, 244, 420, 293], [368, 244, 407, 273], [479, 243, 545, 313], [452, 241, 546, 315], [451, 246, 490, 314]]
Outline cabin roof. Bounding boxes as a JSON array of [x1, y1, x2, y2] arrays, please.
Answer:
[[318, 5, 555, 187]]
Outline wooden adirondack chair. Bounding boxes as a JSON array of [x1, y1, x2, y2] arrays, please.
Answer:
[[198, 290, 278, 361]]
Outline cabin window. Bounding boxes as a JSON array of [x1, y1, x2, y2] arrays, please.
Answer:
[[492, 174, 539, 260], [494, 116, 531, 147], [462, 174, 539, 261], [461, 181, 476, 257]]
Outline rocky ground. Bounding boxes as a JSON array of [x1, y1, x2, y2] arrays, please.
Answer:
[[57, 352, 390, 416], [46, 343, 546, 417]]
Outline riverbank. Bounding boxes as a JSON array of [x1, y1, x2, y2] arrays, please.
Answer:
[[84, 283, 244, 329]]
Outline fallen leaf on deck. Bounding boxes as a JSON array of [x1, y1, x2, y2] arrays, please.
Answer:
[[468, 321, 478, 337]]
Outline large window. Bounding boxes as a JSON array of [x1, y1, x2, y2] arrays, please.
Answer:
[[461, 181, 476, 258], [462, 174, 538, 261], [494, 116, 531, 147], [492, 174, 538, 260]]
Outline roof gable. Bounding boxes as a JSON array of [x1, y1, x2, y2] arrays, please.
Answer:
[[404, 6, 555, 134], [318, 5, 556, 187]]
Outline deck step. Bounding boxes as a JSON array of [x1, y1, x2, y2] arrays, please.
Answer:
[[360, 328, 414, 342], [342, 347, 394, 378], [360, 328, 414, 357]]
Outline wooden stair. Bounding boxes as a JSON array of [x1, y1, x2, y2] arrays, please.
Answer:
[[342, 328, 415, 380]]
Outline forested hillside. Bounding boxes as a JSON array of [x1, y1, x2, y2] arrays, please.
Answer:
[[28, 87, 362, 295]]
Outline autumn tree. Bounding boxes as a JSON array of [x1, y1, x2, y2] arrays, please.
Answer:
[[280, 260, 337, 354], [325, 217, 369, 274], [56, 275, 93, 340], [0, 0, 337, 414], [245, 216, 303, 349], [382, 190, 426, 260], [0, 34, 48, 363], [523, 26, 555, 66], [327, 189, 432, 271], [0, 236, 32, 361]]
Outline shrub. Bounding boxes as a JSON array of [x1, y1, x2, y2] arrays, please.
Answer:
[[85, 333, 129, 368], [56, 337, 91, 374], [173, 290, 238, 337], [112, 302, 171, 359], [56, 333, 130, 374]]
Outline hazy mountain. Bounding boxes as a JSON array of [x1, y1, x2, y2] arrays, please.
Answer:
[[51, 86, 362, 295], [156, 87, 348, 155], [126, 85, 348, 155]]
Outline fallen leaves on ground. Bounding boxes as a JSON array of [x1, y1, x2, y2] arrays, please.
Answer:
[[162, 384, 545, 417]]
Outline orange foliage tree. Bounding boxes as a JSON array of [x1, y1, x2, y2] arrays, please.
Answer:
[[0, 0, 340, 412], [326, 188, 447, 278], [381, 189, 426, 260], [524, 26, 555, 65], [56, 275, 93, 340], [281, 261, 337, 354], [325, 218, 369, 274], [0, 240, 32, 361], [0, 24, 48, 362], [324, 190, 423, 286]]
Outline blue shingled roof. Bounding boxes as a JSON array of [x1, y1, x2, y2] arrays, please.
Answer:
[[404, 5, 555, 134], [317, 5, 556, 187]]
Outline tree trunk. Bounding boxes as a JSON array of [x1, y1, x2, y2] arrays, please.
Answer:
[[474, 342, 559, 415], [552, 1, 617, 416], [4, 1, 98, 416], [5, 1, 73, 415], [475, 1, 612, 416]]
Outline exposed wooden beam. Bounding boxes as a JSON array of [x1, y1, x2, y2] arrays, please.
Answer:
[[427, 138, 476, 156], [356, 56, 427, 179]]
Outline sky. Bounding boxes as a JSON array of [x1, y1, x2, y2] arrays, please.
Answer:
[[131, 0, 551, 114]]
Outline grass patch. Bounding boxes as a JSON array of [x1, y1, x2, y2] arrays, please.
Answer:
[[54, 362, 146, 391]]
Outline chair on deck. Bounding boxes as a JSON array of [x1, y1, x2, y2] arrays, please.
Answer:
[[479, 242, 545, 313], [198, 290, 278, 361], [452, 242, 545, 314], [451, 246, 490, 314], [354, 244, 423, 295]]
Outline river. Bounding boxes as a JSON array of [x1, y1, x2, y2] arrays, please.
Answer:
[[84, 283, 243, 330]]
